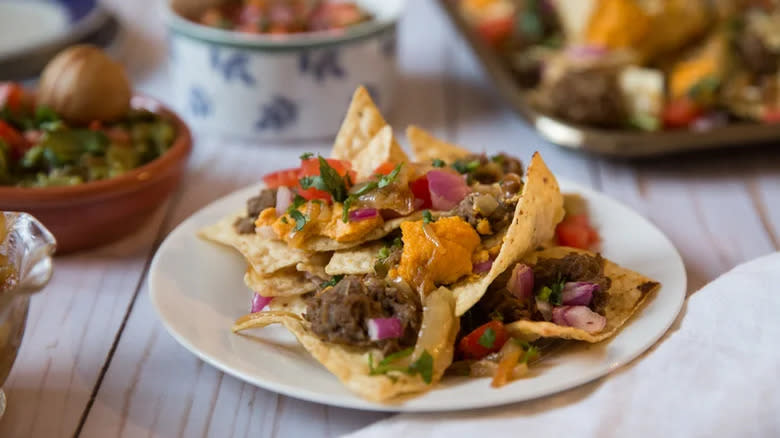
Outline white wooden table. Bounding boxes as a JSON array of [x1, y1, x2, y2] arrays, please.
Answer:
[[3, 0, 779, 436]]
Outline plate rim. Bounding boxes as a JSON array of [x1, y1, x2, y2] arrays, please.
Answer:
[[149, 178, 687, 412]]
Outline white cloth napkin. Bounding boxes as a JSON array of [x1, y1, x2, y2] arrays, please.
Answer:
[[347, 252, 780, 438]]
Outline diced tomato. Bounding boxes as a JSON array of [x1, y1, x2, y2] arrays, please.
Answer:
[[409, 175, 432, 210], [476, 16, 514, 47], [0, 120, 29, 159], [556, 214, 599, 250], [373, 161, 396, 176], [662, 98, 703, 129], [0, 82, 25, 112], [299, 158, 351, 177], [457, 320, 509, 360], [263, 167, 300, 188], [762, 108, 780, 123]]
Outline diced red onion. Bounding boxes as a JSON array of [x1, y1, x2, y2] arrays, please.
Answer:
[[567, 45, 608, 59], [536, 298, 552, 321], [507, 263, 534, 300], [367, 317, 402, 341], [348, 208, 378, 222], [551, 305, 606, 334], [426, 170, 471, 211], [251, 293, 273, 313], [691, 111, 729, 132], [472, 259, 493, 274], [561, 282, 598, 306], [275, 186, 293, 216]]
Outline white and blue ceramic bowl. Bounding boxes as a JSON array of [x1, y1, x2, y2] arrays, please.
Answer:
[[166, 0, 405, 141]]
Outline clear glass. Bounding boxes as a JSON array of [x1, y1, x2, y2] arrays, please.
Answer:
[[0, 212, 56, 419]]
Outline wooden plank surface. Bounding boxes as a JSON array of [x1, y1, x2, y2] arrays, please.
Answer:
[[2, 0, 778, 436]]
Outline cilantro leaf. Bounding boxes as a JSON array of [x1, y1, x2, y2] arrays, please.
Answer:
[[549, 279, 565, 306], [408, 350, 434, 384], [490, 154, 505, 164], [377, 163, 403, 188], [321, 274, 344, 289], [478, 327, 496, 348], [521, 345, 539, 364], [452, 159, 481, 174], [280, 217, 289, 224], [537, 286, 552, 302], [317, 156, 348, 202], [379, 347, 414, 367], [489, 310, 504, 322], [299, 152, 313, 160], [288, 209, 308, 232], [341, 196, 354, 223], [432, 158, 445, 168], [422, 210, 434, 224], [377, 246, 390, 261], [287, 194, 306, 214], [368, 347, 414, 376]]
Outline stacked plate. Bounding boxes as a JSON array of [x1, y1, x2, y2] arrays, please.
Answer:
[[0, 0, 119, 80]]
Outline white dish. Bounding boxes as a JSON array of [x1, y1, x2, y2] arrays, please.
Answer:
[[165, 0, 404, 141], [149, 178, 686, 412]]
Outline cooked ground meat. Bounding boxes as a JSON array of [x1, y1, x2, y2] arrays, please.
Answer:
[[452, 176, 522, 233], [533, 253, 612, 313], [459, 154, 524, 185], [304, 275, 421, 354], [737, 30, 778, 75], [233, 216, 256, 234], [233, 188, 277, 234], [247, 189, 277, 217], [548, 69, 625, 127]]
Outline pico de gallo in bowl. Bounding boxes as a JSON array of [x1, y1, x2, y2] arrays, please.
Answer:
[[197, 0, 371, 35], [0, 82, 175, 188]]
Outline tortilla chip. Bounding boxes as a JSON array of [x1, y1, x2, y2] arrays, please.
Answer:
[[233, 287, 458, 402], [452, 152, 565, 316], [406, 125, 470, 164], [267, 295, 308, 317], [331, 86, 405, 163], [325, 242, 383, 275], [300, 211, 425, 252], [244, 267, 319, 297], [506, 246, 661, 343], [351, 125, 409, 181], [295, 251, 331, 279], [198, 212, 312, 275]]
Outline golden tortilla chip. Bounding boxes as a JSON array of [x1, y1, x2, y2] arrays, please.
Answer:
[[233, 286, 458, 402], [198, 212, 312, 275], [267, 295, 308, 317], [351, 125, 409, 181], [452, 152, 565, 316], [506, 246, 661, 343], [244, 267, 319, 297], [325, 242, 383, 276], [406, 125, 470, 164], [331, 86, 405, 164], [299, 211, 425, 252]]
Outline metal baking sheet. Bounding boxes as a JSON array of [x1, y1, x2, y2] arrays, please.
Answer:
[[437, 0, 780, 158]]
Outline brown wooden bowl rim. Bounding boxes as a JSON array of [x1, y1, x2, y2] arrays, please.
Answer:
[[0, 94, 193, 207]]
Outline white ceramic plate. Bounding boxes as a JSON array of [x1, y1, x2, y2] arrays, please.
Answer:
[[149, 179, 686, 412]]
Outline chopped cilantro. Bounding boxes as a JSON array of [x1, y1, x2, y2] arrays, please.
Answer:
[[489, 310, 504, 322], [490, 154, 505, 164], [299, 152, 313, 160], [478, 327, 496, 348], [368, 348, 434, 384], [368, 347, 414, 375], [422, 210, 434, 224], [321, 274, 344, 289], [287, 194, 306, 214], [377, 163, 403, 188], [377, 246, 390, 260], [521, 345, 539, 364], [408, 350, 434, 384], [280, 217, 289, 224], [432, 158, 445, 168], [392, 236, 402, 248], [536, 278, 565, 305], [452, 159, 481, 174], [288, 210, 308, 232], [299, 156, 348, 203], [341, 196, 354, 223], [537, 286, 552, 302]]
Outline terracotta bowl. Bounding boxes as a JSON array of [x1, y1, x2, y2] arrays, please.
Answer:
[[0, 95, 192, 254]]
